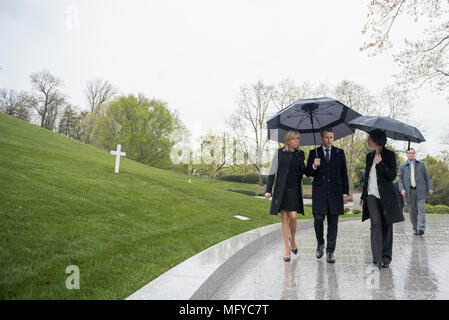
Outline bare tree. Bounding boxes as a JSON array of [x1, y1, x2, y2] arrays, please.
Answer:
[[194, 130, 232, 179], [376, 85, 410, 120], [271, 79, 332, 112], [333, 80, 376, 189], [78, 103, 108, 144], [374, 84, 425, 156], [85, 78, 117, 112], [228, 80, 275, 185], [361, 0, 449, 100], [440, 124, 449, 166], [0, 88, 32, 122], [271, 79, 310, 111], [80, 78, 117, 143], [30, 70, 65, 130], [312, 81, 332, 97]]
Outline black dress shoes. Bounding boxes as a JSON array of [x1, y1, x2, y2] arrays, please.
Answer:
[[418, 230, 424, 235], [316, 244, 324, 259], [326, 252, 335, 263]]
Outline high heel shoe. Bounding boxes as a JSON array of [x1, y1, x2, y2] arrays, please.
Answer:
[[289, 236, 298, 255], [283, 256, 291, 262]]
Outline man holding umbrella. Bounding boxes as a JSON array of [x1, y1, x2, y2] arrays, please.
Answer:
[[306, 127, 349, 263], [266, 97, 360, 263]]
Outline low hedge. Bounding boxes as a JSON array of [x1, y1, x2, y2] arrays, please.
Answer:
[[343, 208, 361, 214], [404, 203, 449, 214], [425, 204, 449, 214]]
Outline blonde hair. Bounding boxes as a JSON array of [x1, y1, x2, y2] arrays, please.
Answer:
[[283, 130, 300, 151]]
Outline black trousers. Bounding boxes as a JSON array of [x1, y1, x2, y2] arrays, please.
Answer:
[[314, 204, 339, 253], [366, 195, 393, 265]]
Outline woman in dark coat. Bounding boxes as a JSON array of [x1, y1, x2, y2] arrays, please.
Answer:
[[265, 130, 307, 262], [359, 129, 405, 269]]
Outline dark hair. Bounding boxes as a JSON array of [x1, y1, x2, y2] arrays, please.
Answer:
[[369, 129, 387, 148], [320, 127, 333, 137]]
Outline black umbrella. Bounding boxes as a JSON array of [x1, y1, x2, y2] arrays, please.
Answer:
[[266, 97, 361, 157], [348, 115, 425, 149]]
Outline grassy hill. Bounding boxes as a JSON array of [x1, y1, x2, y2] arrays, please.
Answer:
[[0, 113, 316, 299], [1, 113, 361, 299]]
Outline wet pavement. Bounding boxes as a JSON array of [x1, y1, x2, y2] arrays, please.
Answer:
[[211, 213, 449, 300]]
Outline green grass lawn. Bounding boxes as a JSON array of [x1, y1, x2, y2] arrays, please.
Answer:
[[0, 113, 358, 299]]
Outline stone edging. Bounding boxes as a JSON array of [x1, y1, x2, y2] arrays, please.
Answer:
[[125, 218, 357, 300]]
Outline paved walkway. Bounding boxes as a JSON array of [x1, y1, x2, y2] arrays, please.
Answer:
[[211, 213, 449, 300]]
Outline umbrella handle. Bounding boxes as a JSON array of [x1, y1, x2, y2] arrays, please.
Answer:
[[310, 115, 318, 158]]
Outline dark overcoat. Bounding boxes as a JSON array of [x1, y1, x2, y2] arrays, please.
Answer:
[[393, 181, 404, 209], [361, 148, 405, 224], [266, 148, 306, 215], [305, 146, 349, 215]]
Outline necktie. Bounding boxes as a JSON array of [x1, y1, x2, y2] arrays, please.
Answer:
[[325, 148, 330, 163], [411, 161, 416, 187]]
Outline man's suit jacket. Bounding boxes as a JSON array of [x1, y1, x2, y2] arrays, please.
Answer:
[[398, 159, 433, 202], [305, 145, 349, 215]]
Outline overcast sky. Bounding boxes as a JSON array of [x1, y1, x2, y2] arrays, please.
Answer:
[[0, 0, 447, 157]]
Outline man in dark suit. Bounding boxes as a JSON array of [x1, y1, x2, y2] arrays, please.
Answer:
[[306, 127, 349, 263]]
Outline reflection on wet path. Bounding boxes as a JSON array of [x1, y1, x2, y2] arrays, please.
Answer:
[[211, 214, 449, 299]]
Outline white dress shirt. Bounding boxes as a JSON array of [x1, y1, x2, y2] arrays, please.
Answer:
[[367, 157, 381, 199]]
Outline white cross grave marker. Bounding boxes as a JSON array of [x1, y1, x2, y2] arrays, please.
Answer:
[[110, 144, 126, 173]]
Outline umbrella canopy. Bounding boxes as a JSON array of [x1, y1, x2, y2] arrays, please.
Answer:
[[267, 97, 361, 146], [348, 115, 425, 149]]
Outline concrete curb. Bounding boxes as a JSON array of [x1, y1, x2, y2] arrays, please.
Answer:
[[125, 218, 359, 300]]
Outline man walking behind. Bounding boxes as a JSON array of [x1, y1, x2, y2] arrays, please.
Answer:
[[398, 148, 433, 235]]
